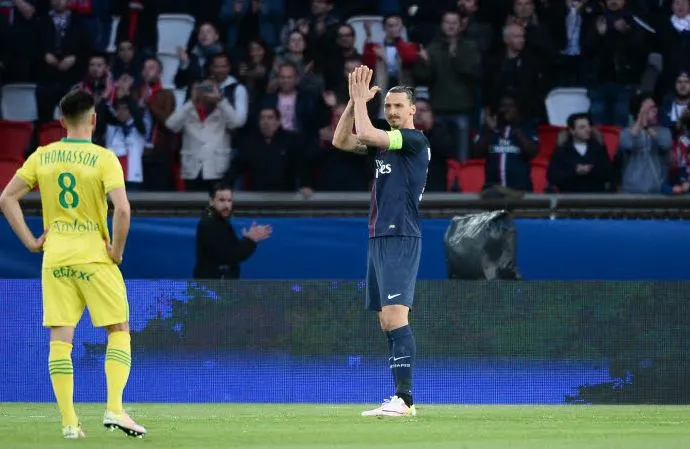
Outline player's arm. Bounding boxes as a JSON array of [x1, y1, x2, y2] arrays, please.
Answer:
[[353, 98, 393, 150], [0, 175, 45, 252], [331, 100, 368, 155], [107, 187, 130, 263]]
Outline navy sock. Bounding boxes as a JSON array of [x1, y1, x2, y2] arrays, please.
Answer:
[[389, 325, 415, 407], [385, 331, 397, 388]]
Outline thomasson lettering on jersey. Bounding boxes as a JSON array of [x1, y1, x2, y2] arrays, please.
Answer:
[[52, 219, 101, 233], [40, 149, 99, 167]]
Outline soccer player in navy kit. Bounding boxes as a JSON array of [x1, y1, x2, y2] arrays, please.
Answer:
[[332, 66, 430, 417]]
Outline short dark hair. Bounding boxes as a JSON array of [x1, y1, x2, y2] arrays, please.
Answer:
[[387, 85, 415, 104], [89, 51, 109, 64], [210, 52, 231, 66], [144, 56, 162, 71], [566, 112, 591, 129], [382, 13, 403, 25], [259, 106, 281, 120], [59, 89, 95, 123], [209, 182, 233, 198]]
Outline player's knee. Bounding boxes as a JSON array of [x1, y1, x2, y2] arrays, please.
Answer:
[[105, 322, 130, 334], [50, 326, 75, 344], [379, 306, 409, 331]]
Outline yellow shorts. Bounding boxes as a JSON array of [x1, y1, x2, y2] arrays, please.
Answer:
[[41, 263, 129, 328]]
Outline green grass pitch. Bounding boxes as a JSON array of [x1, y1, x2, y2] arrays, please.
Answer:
[[2, 403, 690, 448]]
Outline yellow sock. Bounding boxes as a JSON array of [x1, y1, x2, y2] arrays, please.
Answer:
[[105, 331, 131, 415], [48, 341, 78, 427]]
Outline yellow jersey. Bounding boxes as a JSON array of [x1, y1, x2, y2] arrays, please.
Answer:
[[16, 137, 125, 268]]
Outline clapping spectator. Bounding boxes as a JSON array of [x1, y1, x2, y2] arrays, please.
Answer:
[[414, 10, 481, 161], [165, 80, 246, 192], [209, 52, 249, 130], [269, 30, 323, 94], [363, 14, 419, 116], [111, 40, 142, 83], [474, 93, 539, 191], [174, 22, 224, 91], [547, 113, 616, 192], [238, 39, 274, 105], [583, 0, 651, 126], [618, 93, 673, 193], [136, 57, 178, 191], [659, 70, 690, 134], [662, 116, 690, 194], [413, 98, 458, 191], [322, 23, 360, 91], [259, 61, 331, 145], [36, 0, 90, 123], [483, 23, 547, 122], [225, 106, 315, 195]]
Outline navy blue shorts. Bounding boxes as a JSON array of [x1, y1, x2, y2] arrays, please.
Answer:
[[365, 236, 422, 311]]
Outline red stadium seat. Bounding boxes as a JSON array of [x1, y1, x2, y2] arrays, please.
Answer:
[[446, 159, 462, 191], [531, 160, 549, 193], [0, 120, 33, 162], [38, 121, 67, 147], [0, 160, 22, 189], [536, 124, 565, 163], [597, 125, 621, 161], [458, 159, 486, 193]]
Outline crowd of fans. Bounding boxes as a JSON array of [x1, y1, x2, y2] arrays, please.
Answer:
[[0, 0, 689, 194]]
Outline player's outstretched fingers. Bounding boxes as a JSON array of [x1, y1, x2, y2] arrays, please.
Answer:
[[364, 67, 373, 87], [355, 65, 365, 84]]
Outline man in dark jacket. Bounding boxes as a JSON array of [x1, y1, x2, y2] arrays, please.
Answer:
[[193, 183, 272, 279], [547, 112, 616, 192]]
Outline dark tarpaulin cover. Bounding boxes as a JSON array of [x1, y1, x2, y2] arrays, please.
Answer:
[[443, 210, 521, 280]]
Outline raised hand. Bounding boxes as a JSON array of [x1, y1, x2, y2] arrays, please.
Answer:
[[349, 66, 380, 103]]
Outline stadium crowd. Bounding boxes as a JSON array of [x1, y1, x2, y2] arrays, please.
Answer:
[[0, 0, 689, 194]]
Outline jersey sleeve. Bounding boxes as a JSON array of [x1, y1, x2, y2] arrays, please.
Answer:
[[387, 129, 425, 153], [101, 151, 126, 193], [15, 150, 39, 188]]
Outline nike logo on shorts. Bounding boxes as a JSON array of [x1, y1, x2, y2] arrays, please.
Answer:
[[387, 293, 401, 300]]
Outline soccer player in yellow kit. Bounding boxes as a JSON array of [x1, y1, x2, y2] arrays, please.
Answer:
[[0, 90, 146, 439]]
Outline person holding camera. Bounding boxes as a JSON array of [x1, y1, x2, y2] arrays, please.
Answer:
[[165, 79, 246, 192], [473, 93, 539, 191]]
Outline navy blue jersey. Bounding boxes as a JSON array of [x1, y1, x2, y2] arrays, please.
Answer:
[[481, 123, 538, 191], [368, 128, 431, 238]]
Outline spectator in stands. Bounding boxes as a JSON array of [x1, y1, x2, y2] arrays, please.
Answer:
[[111, 40, 142, 84], [547, 112, 616, 192], [209, 52, 249, 130], [36, 0, 90, 123], [583, 0, 650, 127], [662, 118, 690, 194], [174, 22, 224, 91], [311, 103, 373, 191], [194, 182, 272, 280], [656, 0, 690, 98], [225, 106, 315, 195], [76, 52, 116, 104], [457, 0, 493, 54], [330, 56, 380, 116], [259, 61, 331, 146], [508, 0, 557, 59], [165, 80, 245, 192], [238, 39, 274, 105], [660, 71, 690, 134], [473, 93, 539, 191], [113, 0, 160, 56], [413, 98, 457, 191], [136, 56, 177, 191], [220, 0, 284, 51], [618, 93, 673, 193], [103, 96, 146, 190], [269, 30, 323, 94], [0, 0, 40, 82], [483, 23, 547, 122], [553, 0, 596, 86], [414, 10, 481, 161], [322, 23, 359, 91], [363, 14, 419, 117], [306, 0, 340, 54], [401, 0, 446, 46]]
